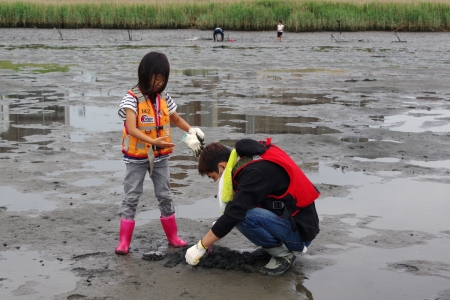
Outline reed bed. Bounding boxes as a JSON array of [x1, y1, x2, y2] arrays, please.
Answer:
[[2, 0, 450, 4], [0, 1, 449, 31]]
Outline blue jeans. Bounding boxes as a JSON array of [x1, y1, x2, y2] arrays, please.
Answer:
[[236, 208, 311, 251]]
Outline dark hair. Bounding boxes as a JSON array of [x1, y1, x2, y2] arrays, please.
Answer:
[[198, 142, 232, 176], [138, 52, 170, 102]]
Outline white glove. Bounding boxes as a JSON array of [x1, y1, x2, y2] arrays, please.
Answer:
[[185, 240, 207, 265], [189, 127, 204, 140], [183, 127, 205, 157]]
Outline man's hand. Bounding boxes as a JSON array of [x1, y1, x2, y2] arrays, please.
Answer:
[[183, 127, 205, 157], [185, 240, 207, 265]]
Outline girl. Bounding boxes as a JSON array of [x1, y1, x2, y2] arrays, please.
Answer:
[[116, 51, 205, 255]]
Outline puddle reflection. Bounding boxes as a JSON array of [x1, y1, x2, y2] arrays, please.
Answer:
[[296, 282, 314, 300], [170, 172, 188, 180], [371, 109, 450, 133], [175, 69, 371, 111], [0, 186, 57, 213], [0, 248, 77, 299], [179, 69, 217, 77], [176, 101, 339, 135], [1, 90, 340, 149], [368, 139, 402, 144], [269, 92, 334, 106], [341, 137, 369, 143], [336, 99, 376, 107], [407, 159, 450, 169], [0, 146, 18, 153], [317, 176, 450, 233], [1, 91, 122, 145], [307, 164, 384, 186], [353, 157, 401, 163], [370, 115, 384, 121], [46, 159, 124, 177], [218, 139, 240, 148], [305, 239, 450, 300]]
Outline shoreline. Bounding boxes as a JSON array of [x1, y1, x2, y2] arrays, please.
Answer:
[[1, 1, 449, 31]]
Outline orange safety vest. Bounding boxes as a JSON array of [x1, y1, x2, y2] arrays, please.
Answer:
[[121, 87, 173, 158]]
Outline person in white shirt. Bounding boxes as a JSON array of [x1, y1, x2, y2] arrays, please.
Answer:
[[277, 21, 284, 42]]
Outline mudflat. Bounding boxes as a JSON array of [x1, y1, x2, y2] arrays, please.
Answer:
[[0, 29, 449, 300]]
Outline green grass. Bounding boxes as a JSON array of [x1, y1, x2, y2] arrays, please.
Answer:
[[0, 1, 449, 31]]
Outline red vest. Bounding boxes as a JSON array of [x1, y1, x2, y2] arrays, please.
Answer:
[[232, 138, 320, 211]]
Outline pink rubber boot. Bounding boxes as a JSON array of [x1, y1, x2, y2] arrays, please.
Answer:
[[115, 218, 135, 255], [160, 214, 187, 247]]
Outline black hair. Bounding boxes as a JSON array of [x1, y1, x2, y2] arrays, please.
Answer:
[[198, 142, 232, 175], [137, 52, 170, 102]]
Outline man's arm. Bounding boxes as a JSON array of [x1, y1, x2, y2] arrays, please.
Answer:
[[201, 229, 220, 248], [185, 230, 220, 265], [186, 162, 282, 266]]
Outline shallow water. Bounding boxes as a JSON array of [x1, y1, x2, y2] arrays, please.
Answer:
[[306, 238, 450, 300], [0, 247, 77, 299], [318, 175, 450, 233], [1, 29, 449, 300], [371, 108, 450, 133]]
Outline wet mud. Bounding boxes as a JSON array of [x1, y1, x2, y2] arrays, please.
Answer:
[[0, 29, 450, 300], [143, 245, 270, 273]]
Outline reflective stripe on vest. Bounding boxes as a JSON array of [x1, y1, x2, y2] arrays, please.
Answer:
[[138, 124, 171, 131]]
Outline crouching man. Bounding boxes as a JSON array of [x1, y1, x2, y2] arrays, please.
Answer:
[[213, 27, 224, 42], [185, 138, 320, 276]]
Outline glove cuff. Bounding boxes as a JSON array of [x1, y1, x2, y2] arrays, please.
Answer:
[[199, 239, 208, 250]]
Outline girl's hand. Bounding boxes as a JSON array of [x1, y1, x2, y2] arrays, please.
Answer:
[[152, 137, 176, 148]]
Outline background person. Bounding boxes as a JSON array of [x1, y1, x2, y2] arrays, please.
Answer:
[[277, 21, 284, 41], [116, 51, 205, 255], [213, 27, 224, 42], [185, 138, 320, 276]]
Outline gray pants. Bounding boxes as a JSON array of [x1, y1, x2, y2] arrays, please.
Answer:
[[119, 159, 175, 220]]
